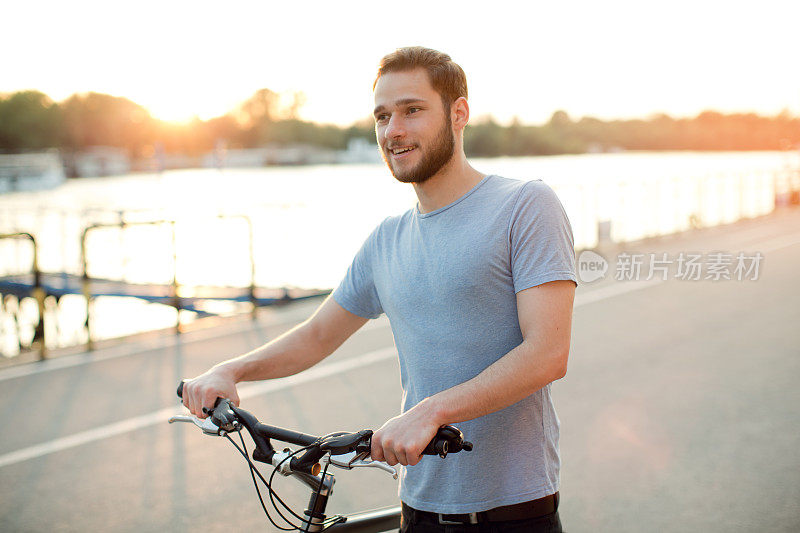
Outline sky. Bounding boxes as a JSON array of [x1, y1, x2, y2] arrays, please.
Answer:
[[2, 0, 799, 126]]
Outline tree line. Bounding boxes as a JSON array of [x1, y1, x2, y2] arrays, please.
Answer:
[[1, 89, 798, 158]]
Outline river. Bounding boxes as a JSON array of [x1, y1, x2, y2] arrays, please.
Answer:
[[0, 151, 798, 355]]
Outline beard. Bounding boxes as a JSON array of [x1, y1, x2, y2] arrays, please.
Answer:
[[381, 113, 456, 184]]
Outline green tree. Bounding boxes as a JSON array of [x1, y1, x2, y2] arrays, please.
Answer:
[[235, 88, 280, 146], [60, 92, 154, 156], [0, 91, 63, 151]]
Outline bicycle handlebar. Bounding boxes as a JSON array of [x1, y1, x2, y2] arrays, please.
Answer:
[[173, 380, 474, 532], [175, 380, 472, 476]]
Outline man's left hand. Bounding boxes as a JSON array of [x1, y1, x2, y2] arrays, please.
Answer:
[[371, 398, 442, 467]]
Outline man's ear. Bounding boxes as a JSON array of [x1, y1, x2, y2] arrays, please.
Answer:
[[451, 97, 470, 131]]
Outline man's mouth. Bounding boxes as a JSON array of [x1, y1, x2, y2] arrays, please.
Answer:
[[389, 146, 416, 156]]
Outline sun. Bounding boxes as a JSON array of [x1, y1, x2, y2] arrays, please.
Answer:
[[133, 86, 239, 124], [144, 99, 215, 124]]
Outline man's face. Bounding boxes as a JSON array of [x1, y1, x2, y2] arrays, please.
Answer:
[[373, 69, 455, 184]]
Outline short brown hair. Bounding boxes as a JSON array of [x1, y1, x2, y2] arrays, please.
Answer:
[[374, 47, 468, 109]]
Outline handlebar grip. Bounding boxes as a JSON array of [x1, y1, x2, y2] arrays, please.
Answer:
[[177, 381, 185, 398], [427, 438, 448, 457], [423, 425, 473, 458]]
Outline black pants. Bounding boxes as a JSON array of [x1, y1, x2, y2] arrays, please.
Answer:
[[399, 505, 563, 533]]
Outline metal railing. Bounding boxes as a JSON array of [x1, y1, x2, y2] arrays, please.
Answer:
[[80, 215, 256, 349], [0, 232, 46, 358]]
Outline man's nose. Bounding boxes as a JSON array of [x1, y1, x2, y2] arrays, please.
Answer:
[[384, 115, 406, 139]]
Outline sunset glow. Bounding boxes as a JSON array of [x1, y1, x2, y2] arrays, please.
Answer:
[[3, 0, 799, 125]]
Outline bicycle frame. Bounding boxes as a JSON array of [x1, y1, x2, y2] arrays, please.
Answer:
[[327, 506, 400, 532]]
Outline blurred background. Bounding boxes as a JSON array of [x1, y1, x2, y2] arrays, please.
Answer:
[[0, 1, 798, 532]]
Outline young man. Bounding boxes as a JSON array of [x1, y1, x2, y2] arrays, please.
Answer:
[[182, 47, 576, 532]]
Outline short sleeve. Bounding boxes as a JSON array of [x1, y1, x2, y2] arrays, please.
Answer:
[[509, 180, 578, 293], [332, 225, 384, 319]]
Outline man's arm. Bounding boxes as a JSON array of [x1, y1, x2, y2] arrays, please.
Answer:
[[370, 279, 575, 466], [182, 295, 368, 417]]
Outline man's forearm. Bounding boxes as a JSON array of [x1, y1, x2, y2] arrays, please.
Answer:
[[207, 295, 368, 384], [215, 321, 329, 383], [370, 340, 567, 466], [424, 340, 567, 425], [182, 296, 367, 417]]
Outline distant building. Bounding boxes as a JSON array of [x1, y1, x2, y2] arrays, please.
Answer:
[[202, 147, 267, 168], [337, 138, 382, 164], [67, 146, 131, 178], [0, 150, 66, 193], [201, 143, 339, 168], [200, 139, 381, 169]]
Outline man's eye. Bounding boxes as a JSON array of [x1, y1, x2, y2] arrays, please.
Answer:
[[375, 114, 389, 122], [408, 107, 420, 114]]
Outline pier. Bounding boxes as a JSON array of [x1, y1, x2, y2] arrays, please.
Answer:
[[0, 215, 329, 358]]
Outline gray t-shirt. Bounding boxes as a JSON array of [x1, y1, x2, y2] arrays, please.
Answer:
[[333, 174, 577, 513]]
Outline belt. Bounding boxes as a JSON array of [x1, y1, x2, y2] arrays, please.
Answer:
[[402, 492, 559, 525]]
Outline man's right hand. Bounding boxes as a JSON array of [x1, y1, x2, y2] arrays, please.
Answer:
[[181, 365, 240, 418]]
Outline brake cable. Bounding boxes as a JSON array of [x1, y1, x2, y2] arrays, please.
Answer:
[[226, 432, 343, 531], [225, 432, 297, 531], [270, 445, 345, 532], [226, 432, 322, 531], [269, 444, 334, 531]]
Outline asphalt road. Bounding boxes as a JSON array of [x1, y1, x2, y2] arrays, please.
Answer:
[[0, 208, 798, 532]]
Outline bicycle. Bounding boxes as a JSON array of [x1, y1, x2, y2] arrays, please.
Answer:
[[170, 382, 473, 532]]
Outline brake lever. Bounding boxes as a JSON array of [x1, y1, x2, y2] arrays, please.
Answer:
[[322, 450, 398, 479], [168, 414, 223, 436]]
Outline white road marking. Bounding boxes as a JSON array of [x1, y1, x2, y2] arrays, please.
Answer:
[[1, 231, 799, 469], [574, 232, 800, 306], [756, 233, 800, 254], [0, 309, 389, 383], [0, 346, 396, 469], [575, 278, 664, 306]]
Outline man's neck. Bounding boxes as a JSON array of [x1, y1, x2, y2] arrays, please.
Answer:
[[412, 156, 486, 214]]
